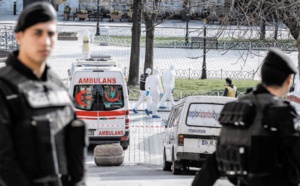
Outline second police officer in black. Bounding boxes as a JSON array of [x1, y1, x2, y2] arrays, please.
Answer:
[[192, 48, 300, 186], [0, 2, 86, 186]]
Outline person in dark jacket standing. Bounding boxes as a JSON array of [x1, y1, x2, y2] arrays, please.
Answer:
[[223, 78, 237, 97], [132, 68, 152, 114], [0, 2, 86, 186], [192, 47, 300, 186]]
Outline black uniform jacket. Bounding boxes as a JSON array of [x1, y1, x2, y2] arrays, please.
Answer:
[[0, 51, 86, 186], [192, 84, 300, 186]]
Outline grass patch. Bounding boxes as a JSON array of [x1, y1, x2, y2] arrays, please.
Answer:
[[175, 79, 259, 93], [128, 78, 260, 100]]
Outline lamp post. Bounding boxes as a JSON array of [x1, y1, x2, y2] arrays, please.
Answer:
[[185, 2, 190, 45], [95, 0, 100, 36], [185, 13, 189, 45], [200, 9, 209, 79]]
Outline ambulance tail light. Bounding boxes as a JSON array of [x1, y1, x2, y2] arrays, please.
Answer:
[[178, 134, 184, 146], [121, 136, 128, 141]]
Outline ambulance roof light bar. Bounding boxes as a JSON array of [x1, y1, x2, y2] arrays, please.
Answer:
[[76, 58, 116, 67]]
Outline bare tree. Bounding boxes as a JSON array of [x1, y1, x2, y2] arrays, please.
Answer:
[[128, 0, 143, 86], [142, 0, 160, 72], [221, 0, 300, 68]]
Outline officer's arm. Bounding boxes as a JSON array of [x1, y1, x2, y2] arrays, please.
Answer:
[[223, 88, 228, 96], [266, 104, 300, 169], [275, 105, 300, 168], [0, 91, 30, 186], [192, 153, 221, 186]]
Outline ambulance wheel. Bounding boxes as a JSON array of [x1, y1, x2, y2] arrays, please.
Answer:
[[122, 145, 128, 151], [172, 155, 181, 175], [163, 149, 171, 171]]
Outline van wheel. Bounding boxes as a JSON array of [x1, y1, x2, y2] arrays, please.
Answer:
[[163, 149, 171, 171], [172, 155, 181, 175], [122, 145, 128, 150]]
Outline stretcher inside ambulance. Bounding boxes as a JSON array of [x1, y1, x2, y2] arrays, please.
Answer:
[[68, 57, 130, 150]]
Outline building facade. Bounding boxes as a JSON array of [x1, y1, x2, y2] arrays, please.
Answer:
[[0, 0, 224, 16]]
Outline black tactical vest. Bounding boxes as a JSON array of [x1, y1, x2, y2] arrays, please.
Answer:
[[0, 66, 75, 184], [216, 93, 292, 185], [139, 73, 148, 91]]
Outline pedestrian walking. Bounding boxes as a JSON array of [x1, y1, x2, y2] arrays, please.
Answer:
[[223, 77, 237, 97], [159, 64, 176, 109], [192, 47, 300, 186], [132, 68, 152, 114], [0, 2, 86, 186], [145, 68, 164, 118]]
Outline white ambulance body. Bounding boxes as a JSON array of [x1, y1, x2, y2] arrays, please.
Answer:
[[67, 56, 130, 150], [287, 71, 300, 114]]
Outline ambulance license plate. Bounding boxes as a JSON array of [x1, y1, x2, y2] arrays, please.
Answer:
[[88, 130, 94, 136]]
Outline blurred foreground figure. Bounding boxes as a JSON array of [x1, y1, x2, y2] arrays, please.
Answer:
[[0, 2, 87, 186], [192, 48, 300, 186]]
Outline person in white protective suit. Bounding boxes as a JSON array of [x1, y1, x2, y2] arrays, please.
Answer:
[[132, 68, 152, 114], [145, 68, 164, 118], [159, 65, 175, 109]]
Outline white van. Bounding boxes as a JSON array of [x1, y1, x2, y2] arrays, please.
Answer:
[[67, 56, 130, 150], [162, 96, 236, 174]]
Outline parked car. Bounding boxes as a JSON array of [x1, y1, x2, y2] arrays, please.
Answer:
[[162, 96, 236, 175]]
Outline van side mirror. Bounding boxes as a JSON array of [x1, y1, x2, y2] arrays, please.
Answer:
[[161, 119, 167, 128]]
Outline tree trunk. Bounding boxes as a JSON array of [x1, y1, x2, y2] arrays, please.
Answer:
[[143, 12, 156, 72], [127, 0, 142, 86], [259, 19, 265, 40], [272, 13, 278, 41]]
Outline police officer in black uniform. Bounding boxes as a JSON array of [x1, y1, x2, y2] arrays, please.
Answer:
[[0, 2, 86, 186], [192, 47, 300, 186]]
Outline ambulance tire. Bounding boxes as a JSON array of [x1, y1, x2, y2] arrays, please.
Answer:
[[163, 149, 172, 171], [94, 143, 123, 156], [122, 145, 128, 151], [94, 155, 124, 166], [172, 153, 181, 175]]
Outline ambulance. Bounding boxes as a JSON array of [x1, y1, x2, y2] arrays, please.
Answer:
[[287, 71, 300, 114], [67, 55, 130, 150]]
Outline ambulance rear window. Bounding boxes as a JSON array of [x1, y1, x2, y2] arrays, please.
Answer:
[[73, 84, 124, 111]]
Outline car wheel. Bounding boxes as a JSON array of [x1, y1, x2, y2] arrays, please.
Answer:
[[172, 154, 181, 175], [122, 145, 128, 150], [163, 149, 172, 171]]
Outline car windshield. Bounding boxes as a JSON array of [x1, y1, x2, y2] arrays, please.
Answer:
[[73, 84, 124, 111], [186, 103, 223, 127]]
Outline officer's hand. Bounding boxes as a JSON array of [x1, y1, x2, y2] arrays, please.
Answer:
[[160, 93, 164, 98], [172, 87, 175, 93], [146, 90, 150, 96]]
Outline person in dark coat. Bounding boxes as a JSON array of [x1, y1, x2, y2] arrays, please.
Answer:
[[192, 47, 300, 186], [0, 2, 87, 186]]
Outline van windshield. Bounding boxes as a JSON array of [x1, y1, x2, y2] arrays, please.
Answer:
[[73, 84, 124, 111], [186, 103, 223, 127]]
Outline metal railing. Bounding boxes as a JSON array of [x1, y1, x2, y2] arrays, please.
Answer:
[[0, 25, 18, 50], [121, 67, 256, 80]]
